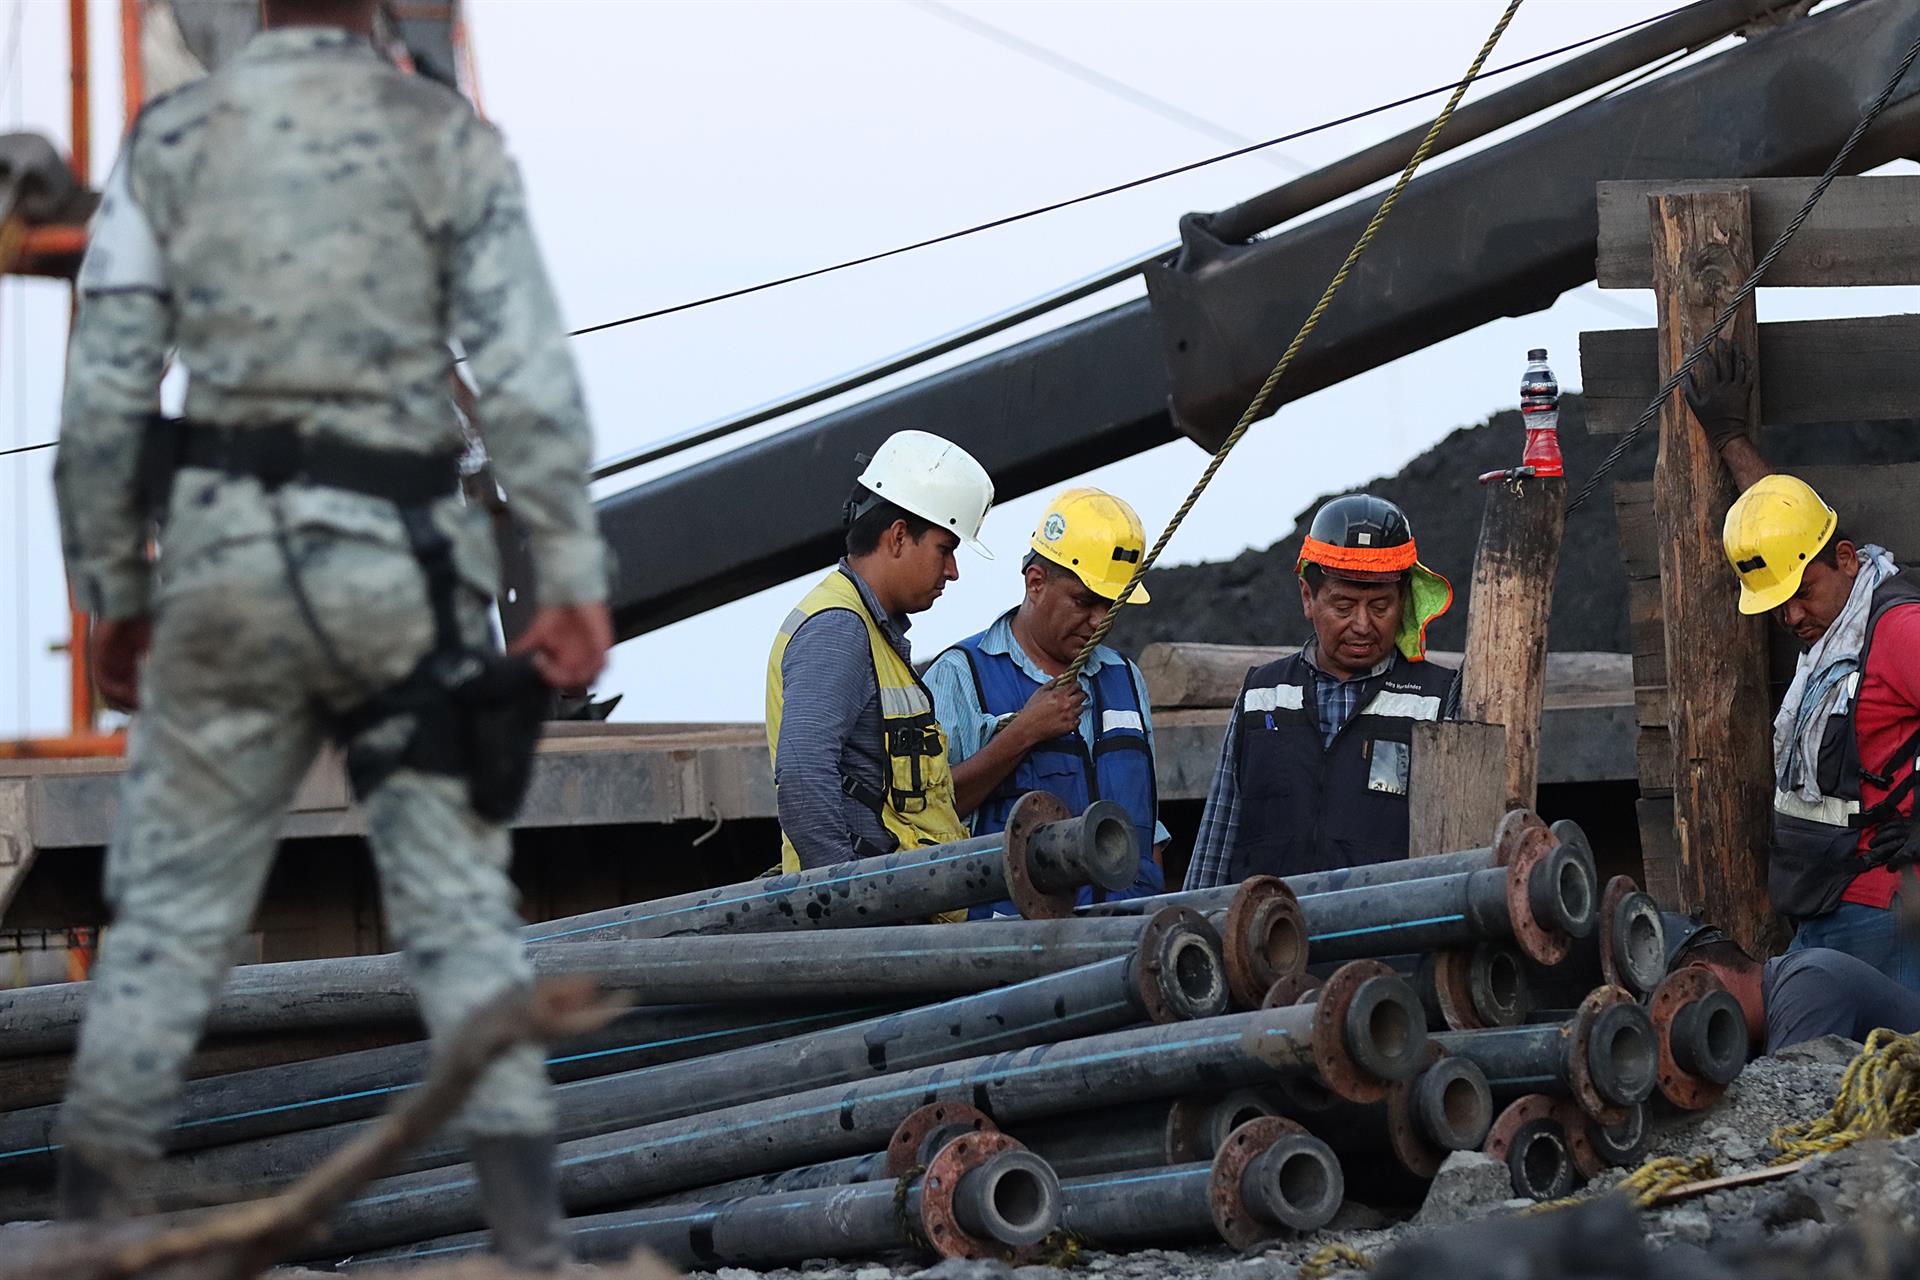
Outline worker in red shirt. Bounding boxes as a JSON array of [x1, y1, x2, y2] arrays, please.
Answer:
[[1688, 341, 1920, 991]]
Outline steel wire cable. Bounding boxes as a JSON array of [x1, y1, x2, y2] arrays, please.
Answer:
[[1563, 28, 1920, 516], [1051, 0, 1527, 686]]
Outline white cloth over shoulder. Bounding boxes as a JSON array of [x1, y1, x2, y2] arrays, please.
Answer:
[[1774, 543, 1898, 802]]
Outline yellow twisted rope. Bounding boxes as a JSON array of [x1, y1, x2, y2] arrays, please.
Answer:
[[1771, 1027, 1920, 1161], [1299, 1241, 1374, 1278], [1052, 0, 1525, 685]]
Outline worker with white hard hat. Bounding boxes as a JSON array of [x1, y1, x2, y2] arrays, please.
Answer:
[[924, 487, 1168, 916], [765, 430, 994, 871]]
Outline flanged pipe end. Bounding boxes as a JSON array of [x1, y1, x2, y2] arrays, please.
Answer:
[[1671, 990, 1747, 1085], [1411, 1056, 1493, 1152], [1491, 807, 1550, 867], [1001, 791, 1076, 919], [1209, 1116, 1343, 1247], [1260, 972, 1323, 1010], [1222, 876, 1308, 1008], [1592, 1104, 1650, 1168], [1584, 999, 1660, 1108], [1485, 1095, 1577, 1202], [919, 1132, 1058, 1260], [1647, 966, 1743, 1110], [1019, 796, 1136, 894], [1549, 1098, 1606, 1181], [1549, 818, 1595, 864], [885, 1102, 997, 1177], [1602, 880, 1666, 997], [1166, 1088, 1283, 1162], [1132, 907, 1229, 1024], [1312, 961, 1427, 1103], [1527, 842, 1597, 941], [1468, 941, 1530, 1027], [948, 1148, 1060, 1249]]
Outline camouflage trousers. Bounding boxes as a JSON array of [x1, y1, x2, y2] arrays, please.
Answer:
[[59, 527, 553, 1160]]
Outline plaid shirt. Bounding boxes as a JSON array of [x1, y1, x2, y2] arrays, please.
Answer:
[[1183, 643, 1461, 889]]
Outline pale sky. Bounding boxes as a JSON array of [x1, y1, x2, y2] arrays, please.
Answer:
[[3, 0, 1915, 735]]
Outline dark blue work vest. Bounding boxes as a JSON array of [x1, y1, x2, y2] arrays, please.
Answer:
[[1226, 650, 1455, 882], [948, 624, 1163, 918]]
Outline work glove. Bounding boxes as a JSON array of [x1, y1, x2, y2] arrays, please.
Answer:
[[1867, 817, 1920, 872], [1682, 337, 1755, 453]]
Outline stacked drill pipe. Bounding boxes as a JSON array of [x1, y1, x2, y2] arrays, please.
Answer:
[[352, 1123, 1066, 1270], [1274, 1046, 1495, 1190], [287, 961, 1428, 1259], [525, 792, 1136, 943], [1434, 987, 1659, 1125], [1524, 875, 1668, 1006], [1013, 1090, 1287, 1178], [1058, 1116, 1345, 1249], [116, 909, 1232, 1199], [0, 915, 1198, 1051], [1314, 941, 1533, 1032]]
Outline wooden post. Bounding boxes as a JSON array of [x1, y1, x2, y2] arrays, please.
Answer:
[[1647, 189, 1778, 954], [1409, 721, 1508, 857], [1460, 478, 1567, 811]]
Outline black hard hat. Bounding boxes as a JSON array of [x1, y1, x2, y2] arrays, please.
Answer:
[[1660, 911, 1727, 973], [1301, 494, 1416, 583]]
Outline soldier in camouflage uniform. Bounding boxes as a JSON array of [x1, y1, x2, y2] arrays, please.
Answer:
[[51, 0, 611, 1266]]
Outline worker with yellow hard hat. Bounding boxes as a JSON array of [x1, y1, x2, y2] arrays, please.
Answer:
[[924, 487, 1167, 916], [1690, 339, 1920, 992]]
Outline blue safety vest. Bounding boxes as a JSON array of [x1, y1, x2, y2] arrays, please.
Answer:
[[948, 622, 1163, 917]]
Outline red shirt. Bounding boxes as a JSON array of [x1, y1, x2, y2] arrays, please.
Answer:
[[1842, 602, 1920, 909]]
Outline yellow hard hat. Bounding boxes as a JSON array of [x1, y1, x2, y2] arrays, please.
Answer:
[[1030, 487, 1151, 603], [1722, 474, 1838, 615]]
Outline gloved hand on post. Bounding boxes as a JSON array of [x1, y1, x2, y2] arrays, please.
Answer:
[[1682, 337, 1756, 454]]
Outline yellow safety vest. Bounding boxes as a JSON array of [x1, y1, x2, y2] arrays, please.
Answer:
[[766, 568, 969, 873]]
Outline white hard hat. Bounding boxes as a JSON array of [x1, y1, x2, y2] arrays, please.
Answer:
[[854, 430, 995, 558]]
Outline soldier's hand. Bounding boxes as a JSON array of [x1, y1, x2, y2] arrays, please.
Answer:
[[90, 616, 152, 712], [512, 602, 612, 690], [1682, 338, 1755, 453], [1012, 681, 1085, 746]]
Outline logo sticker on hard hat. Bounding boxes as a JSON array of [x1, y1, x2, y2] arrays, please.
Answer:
[[1042, 514, 1067, 542]]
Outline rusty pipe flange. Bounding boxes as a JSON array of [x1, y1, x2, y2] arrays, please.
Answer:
[[1260, 972, 1323, 1009], [885, 1101, 998, 1177], [1131, 906, 1229, 1024], [1208, 1115, 1339, 1247], [1549, 818, 1594, 865], [1430, 948, 1486, 1031], [1383, 1043, 1446, 1179], [1311, 960, 1424, 1105], [1648, 966, 1744, 1111], [1550, 1098, 1606, 1182], [1484, 1094, 1576, 1202], [1566, 986, 1651, 1125], [1592, 1103, 1650, 1168], [1491, 806, 1547, 868], [1166, 1088, 1282, 1164], [918, 1131, 1056, 1262], [1002, 791, 1076, 920], [1504, 812, 1574, 965], [1220, 876, 1307, 1009], [1600, 878, 1666, 998]]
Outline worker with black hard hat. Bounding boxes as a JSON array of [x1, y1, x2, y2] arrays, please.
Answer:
[[1184, 493, 1459, 888], [1663, 911, 1920, 1055]]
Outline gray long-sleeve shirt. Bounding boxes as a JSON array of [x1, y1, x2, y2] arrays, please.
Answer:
[[774, 561, 909, 868]]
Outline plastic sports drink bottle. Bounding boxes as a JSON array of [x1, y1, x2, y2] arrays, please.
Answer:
[[1520, 348, 1565, 477]]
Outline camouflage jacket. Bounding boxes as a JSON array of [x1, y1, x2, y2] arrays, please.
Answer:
[[56, 26, 607, 620]]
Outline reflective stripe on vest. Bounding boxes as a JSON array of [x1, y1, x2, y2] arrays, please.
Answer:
[[1773, 788, 1860, 828], [1362, 689, 1443, 721], [765, 568, 967, 873], [1245, 684, 1306, 714]]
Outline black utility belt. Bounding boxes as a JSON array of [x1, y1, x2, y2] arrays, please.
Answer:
[[140, 415, 461, 512]]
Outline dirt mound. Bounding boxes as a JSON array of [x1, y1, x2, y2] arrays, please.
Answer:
[[1111, 396, 1920, 657]]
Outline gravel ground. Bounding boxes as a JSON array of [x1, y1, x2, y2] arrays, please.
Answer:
[[3, 1039, 1897, 1279]]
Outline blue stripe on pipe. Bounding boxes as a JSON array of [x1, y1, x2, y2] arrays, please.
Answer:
[[1067, 1167, 1205, 1192], [1307, 913, 1467, 942], [348, 1025, 1274, 1209], [0, 1008, 873, 1164], [524, 846, 1002, 942]]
